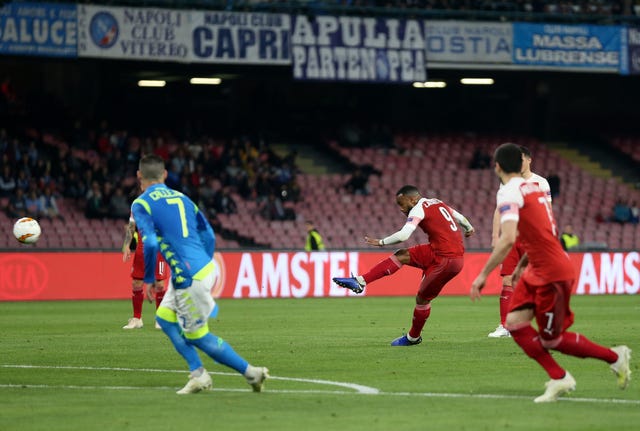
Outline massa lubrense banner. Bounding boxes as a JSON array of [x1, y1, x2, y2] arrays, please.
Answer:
[[0, 251, 637, 301]]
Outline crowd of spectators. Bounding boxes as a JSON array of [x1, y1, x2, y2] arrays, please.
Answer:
[[325, 0, 636, 17], [0, 124, 302, 240]]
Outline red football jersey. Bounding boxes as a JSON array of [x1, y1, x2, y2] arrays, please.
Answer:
[[497, 177, 574, 284], [409, 198, 465, 258]]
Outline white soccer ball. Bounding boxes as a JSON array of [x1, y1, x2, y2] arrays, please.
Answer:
[[13, 217, 41, 244]]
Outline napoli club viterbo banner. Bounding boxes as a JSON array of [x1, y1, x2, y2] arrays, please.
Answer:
[[291, 15, 427, 83], [78, 5, 191, 61]]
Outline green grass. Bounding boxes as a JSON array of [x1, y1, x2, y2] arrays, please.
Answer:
[[0, 295, 639, 431]]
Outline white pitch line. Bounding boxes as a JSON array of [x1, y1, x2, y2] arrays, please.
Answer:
[[0, 364, 379, 394], [2, 364, 639, 405]]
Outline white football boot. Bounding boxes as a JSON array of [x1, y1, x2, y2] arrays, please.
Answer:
[[487, 324, 511, 338], [245, 366, 270, 392], [122, 317, 143, 329], [534, 372, 576, 403], [176, 370, 213, 395], [610, 345, 632, 389]]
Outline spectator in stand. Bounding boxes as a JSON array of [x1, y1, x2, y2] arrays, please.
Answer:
[[304, 221, 325, 251], [85, 181, 108, 219], [15, 169, 30, 192], [611, 199, 632, 224], [547, 172, 560, 198], [560, 224, 580, 251], [0, 164, 16, 197], [109, 186, 131, 220], [261, 193, 287, 221], [630, 201, 639, 224], [6, 187, 27, 218], [24, 189, 42, 218], [213, 186, 238, 215], [469, 148, 491, 169], [344, 168, 370, 195], [39, 186, 64, 221]]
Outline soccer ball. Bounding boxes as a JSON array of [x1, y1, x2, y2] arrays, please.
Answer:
[[13, 217, 41, 244]]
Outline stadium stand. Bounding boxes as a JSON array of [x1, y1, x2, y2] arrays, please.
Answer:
[[1, 125, 638, 251]]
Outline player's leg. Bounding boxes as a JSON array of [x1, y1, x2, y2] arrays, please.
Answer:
[[155, 282, 209, 394], [391, 251, 462, 346], [489, 244, 521, 338], [178, 270, 269, 392], [505, 280, 574, 402], [123, 279, 145, 329], [152, 279, 166, 329], [537, 281, 631, 389], [333, 250, 406, 294]]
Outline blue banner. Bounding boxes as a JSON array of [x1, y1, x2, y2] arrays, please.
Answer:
[[291, 15, 426, 83], [513, 23, 623, 72], [627, 27, 640, 75], [0, 2, 77, 57]]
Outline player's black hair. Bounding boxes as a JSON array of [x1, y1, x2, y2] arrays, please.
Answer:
[[396, 185, 420, 197], [519, 145, 532, 158], [494, 143, 523, 174]]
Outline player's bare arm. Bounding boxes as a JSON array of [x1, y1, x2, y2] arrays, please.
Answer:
[[470, 219, 517, 301], [451, 209, 475, 237], [122, 220, 136, 261], [491, 207, 500, 248]]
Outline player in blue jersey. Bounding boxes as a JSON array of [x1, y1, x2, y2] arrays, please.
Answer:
[[132, 154, 269, 394]]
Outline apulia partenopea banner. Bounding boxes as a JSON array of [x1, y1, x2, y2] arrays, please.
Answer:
[[291, 15, 427, 83]]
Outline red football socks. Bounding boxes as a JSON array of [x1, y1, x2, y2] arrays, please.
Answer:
[[510, 324, 566, 380], [552, 332, 618, 363], [408, 303, 431, 339], [132, 290, 144, 319], [499, 285, 514, 325], [362, 255, 403, 284]]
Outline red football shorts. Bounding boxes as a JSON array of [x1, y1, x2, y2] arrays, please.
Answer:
[[509, 276, 575, 340], [500, 241, 525, 277], [407, 244, 464, 301], [131, 248, 169, 281]]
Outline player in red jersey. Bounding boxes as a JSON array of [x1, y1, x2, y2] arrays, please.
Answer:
[[488, 145, 552, 338], [333, 185, 475, 346], [122, 215, 169, 329], [471, 143, 631, 402]]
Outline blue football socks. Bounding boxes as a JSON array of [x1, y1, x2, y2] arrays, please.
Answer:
[[189, 333, 249, 374], [156, 317, 203, 372]]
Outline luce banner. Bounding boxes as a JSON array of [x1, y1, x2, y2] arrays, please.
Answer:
[[0, 1, 77, 57], [0, 251, 637, 301]]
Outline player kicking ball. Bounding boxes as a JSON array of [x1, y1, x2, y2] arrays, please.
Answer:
[[333, 185, 474, 346]]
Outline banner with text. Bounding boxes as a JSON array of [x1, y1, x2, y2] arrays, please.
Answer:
[[424, 21, 511, 64], [513, 23, 624, 72], [627, 27, 640, 74], [190, 11, 290, 64], [1, 251, 637, 301], [291, 15, 427, 82], [0, 2, 76, 57], [77, 4, 192, 61]]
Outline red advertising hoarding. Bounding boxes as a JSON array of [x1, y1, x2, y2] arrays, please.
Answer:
[[0, 251, 638, 301]]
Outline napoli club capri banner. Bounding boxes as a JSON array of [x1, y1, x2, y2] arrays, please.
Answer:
[[513, 23, 624, 72], [190, 11, 290, 64], [291, 15, 427, 83], [0, 2, 77, 57]]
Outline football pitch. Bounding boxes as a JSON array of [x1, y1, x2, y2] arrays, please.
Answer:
[[1, 295, 638, 431]]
